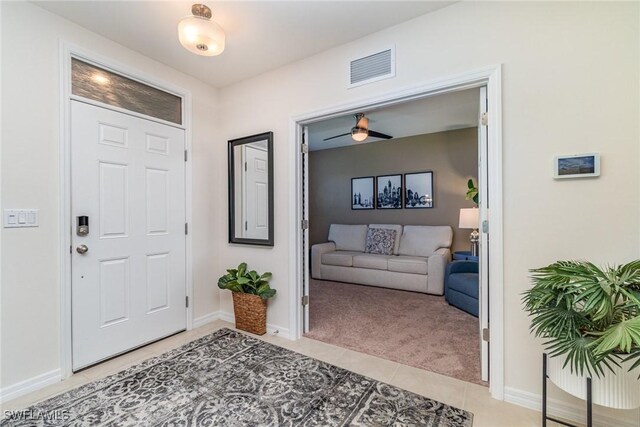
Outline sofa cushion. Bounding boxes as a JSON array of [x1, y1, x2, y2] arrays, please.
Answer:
[[369, 224, 403, 254], [398, 226, 453, 257], [387, 256, 428, 275], [328, 224, 368, 252], [321, 251, 361, 267], [353, 254, 391, 270], [364, 228, 397, 255]]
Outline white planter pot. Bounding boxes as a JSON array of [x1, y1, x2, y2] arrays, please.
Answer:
[[547, 355, 640, 409]]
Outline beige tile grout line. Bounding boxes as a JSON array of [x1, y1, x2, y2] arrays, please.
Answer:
[[388, 363, 401, 384], [461, 382, 469, 410]]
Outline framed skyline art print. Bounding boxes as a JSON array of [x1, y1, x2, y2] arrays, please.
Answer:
[[376, 174, 402, 209], [351, 176, 375, 210], [404, 171, 434, 208]]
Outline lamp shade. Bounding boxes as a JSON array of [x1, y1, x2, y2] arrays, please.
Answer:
[[459, 208, 479, 229], [178, 7, 225, 56]]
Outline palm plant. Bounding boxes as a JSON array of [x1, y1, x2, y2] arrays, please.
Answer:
[[522, 260, 640, 378], [218, 262, 276, 300]]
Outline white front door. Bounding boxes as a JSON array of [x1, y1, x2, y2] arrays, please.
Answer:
[[242, 143, 269, 239], [71, 101, 186, 370]]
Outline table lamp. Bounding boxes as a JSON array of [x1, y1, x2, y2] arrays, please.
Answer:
[[459, 208, 480, 256]]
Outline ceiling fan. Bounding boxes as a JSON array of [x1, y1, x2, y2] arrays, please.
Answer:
[[323, 113, 393, 142]]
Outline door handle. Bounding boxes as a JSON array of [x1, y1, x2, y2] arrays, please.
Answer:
[[76, 244, 89, 254]]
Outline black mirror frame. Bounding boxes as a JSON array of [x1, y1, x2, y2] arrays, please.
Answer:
[[228, 131, 274, 246]]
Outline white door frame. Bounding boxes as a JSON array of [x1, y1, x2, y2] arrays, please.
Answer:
[[478, 86, 490, 382], [288, 64, 504, 400], [58, 42, 194, 379]]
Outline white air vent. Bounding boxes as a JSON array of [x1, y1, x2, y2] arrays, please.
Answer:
[[349, 47, 395, 88]]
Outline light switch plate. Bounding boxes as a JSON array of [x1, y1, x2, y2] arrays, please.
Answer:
[[3, 209, 39, 228]]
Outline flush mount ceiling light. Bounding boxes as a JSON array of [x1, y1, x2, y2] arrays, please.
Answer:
[[178, 4, 225, 56]]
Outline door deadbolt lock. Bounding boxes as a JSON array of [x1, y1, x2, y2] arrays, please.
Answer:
[[76, 245, 89, 254], [77, 216, 89, 236]]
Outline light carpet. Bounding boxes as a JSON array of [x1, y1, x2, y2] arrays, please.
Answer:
[[2, 328, 473, 426], [305, 279, 485, 386]]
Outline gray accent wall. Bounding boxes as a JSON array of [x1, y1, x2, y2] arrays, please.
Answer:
[[309, 127, 478, 252]]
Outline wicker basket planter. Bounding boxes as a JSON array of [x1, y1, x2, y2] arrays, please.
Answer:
[[232, 291, 267, 335]]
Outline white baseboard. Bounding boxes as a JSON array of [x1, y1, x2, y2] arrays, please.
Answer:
[[504, 386, 640, 427], [192, 311, 223, 328], [192, 311, 291, 340], [0, 369, 62, 404], [216, 311, 291, 340]]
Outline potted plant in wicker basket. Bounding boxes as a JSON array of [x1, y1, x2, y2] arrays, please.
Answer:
[[218, 262, 276, 335], [522, 260, 640, 409]]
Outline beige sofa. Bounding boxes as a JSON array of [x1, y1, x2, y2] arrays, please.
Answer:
[[311, 224, 453, 295]]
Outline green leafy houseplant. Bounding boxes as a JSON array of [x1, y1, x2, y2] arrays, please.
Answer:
[[522, 260, 640, 378], [218, 262, 276, 300], [465, 179, 478, 206]]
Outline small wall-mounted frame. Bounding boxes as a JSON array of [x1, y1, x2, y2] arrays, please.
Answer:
[[228, 132, 274, 246], [404, 171, 434, 208], [351, 176, 375, 210], [554, 153, 600, 179]]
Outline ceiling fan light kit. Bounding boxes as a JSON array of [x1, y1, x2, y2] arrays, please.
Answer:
[[351, 127, 369, 142], [351, 113, 369, 141], [178, 4, 225, 56], [323, 113, 393, 143]]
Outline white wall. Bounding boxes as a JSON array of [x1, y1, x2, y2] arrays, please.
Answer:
[[0, 1, 219, 389], [215, 0, 639, 422]]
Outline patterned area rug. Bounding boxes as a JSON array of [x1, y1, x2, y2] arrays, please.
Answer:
[[2, 328, 473, 426]]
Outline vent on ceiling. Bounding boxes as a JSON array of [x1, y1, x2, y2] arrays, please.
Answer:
[[349, 47, 395, 88]]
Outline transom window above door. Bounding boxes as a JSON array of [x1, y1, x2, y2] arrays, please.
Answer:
[[71, 58, 183, 125]]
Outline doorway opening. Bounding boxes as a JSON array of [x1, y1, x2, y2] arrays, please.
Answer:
[[306, 89, 483, 384], [289, 66, 504, 398]]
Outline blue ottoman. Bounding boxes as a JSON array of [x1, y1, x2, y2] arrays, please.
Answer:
[[445, 261, 479, 317]]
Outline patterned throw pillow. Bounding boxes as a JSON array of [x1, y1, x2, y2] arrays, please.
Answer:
[[364, 228, 397, 255]]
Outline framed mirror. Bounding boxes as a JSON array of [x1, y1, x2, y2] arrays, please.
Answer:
[[228, 132, 274, 246]]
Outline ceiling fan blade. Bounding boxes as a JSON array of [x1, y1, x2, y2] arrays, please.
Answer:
[[323, 133, 351, 141], [368, 130, 393, 139]]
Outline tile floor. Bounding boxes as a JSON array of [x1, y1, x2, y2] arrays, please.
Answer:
[[1, 320, 545, 426]]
